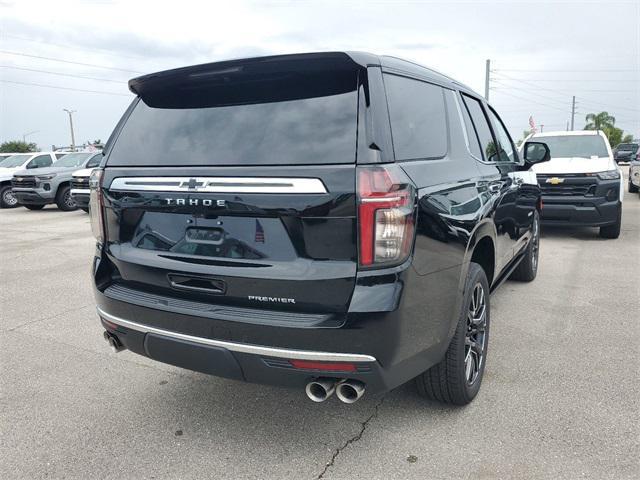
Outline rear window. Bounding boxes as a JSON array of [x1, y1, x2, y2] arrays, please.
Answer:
[[107, 84, 358, 167], [617, 143, 638, 152], [535, 135, 608, 158], [384, 74, 447, 160]]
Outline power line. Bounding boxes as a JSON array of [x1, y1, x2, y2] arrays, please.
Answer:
[[0, 50, 144, 74], [1, 79, 132, 97], [494, 68, 637, 73], [491, 90, 571, 113], [1, 33, 147, 61], [0, 65, 126, 84]]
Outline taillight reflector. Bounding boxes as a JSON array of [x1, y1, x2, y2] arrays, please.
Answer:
[[289, 360, 357, 372]]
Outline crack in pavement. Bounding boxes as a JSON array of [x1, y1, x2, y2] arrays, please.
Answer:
[[315, 394, 386, 480]]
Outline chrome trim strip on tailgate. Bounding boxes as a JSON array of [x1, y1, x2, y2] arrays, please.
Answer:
[[97, 307, 376, 363], [108, 177, 328, 194]]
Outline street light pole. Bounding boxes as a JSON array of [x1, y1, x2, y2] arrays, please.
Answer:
[[63, 109, 77, 152]]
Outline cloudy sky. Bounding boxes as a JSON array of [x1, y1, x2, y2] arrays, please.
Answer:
[[1, 0, 638, 150]]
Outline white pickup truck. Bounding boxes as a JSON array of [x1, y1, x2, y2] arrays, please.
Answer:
[[523, 130, 623, 239]]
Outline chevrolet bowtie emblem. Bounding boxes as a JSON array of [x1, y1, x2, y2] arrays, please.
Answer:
[[546, 177, 564, 185], [181, 178, 204, 190]]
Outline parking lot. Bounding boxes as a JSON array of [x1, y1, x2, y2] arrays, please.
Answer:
[[0, 168, 638, 480]]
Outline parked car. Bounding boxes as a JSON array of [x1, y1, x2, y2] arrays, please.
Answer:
[[0, 152, 67, 208], [524, 130, 623, 239], [613, 142, 638, 164], [70, 153, 103, 212], [12, 152, 102, 211], [629, 155, 640, 194], [90, 52, 549, 405]]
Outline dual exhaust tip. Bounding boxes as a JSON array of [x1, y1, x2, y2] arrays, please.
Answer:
[[305, 378, 365, 404]]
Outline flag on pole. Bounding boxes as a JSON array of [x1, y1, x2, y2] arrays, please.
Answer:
[[528, 116, 537, 133], [254, 219, 265, 243]]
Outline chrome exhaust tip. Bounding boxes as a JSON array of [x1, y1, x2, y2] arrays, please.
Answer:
[[103, 331, 124, 353], [305, 378, 337, 402], [336, 380, 365, 404]]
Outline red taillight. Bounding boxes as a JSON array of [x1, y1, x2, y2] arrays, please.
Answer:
[[89, 169, 105, 244], [357, 165, 415, 267], [289, 360, 357, 372]]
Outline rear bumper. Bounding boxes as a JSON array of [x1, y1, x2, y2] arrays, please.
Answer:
[[70, 189, 90, 207], [12, 188, 54, 205], [93, 262, 453, 394], [97, 303, 396, 393]]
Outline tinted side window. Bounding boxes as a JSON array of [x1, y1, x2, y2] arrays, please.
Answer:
[[55, 153, 67, 159], [86, 154, 102, 168], [458, 95, 483, 159], [488, 108, 516, 162], [462, 95, 497, 162], [384, 74, 447, 160], [28, 155, 53, 168]]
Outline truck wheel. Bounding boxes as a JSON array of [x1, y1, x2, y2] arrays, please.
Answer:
[[599, 203, 622, 239], [510, 210, 540, 282], [0, 185, 18, 208], [416, 263, 490, 405], [24, 204, 45, 210], [629, 179, 639, 193], [55, 185, 77, 211]]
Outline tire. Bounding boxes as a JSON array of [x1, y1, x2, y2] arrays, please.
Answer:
[[629, 179, 639, 193], [510, 210, 540, 282], [0, 185, 19, 208], [416, 263, 490, 405], [24, 204, 45, 210], [599, 203, 622, 239], [55, 185, 77, 211]]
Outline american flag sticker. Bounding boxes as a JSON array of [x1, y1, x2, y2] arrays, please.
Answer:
[[255, 219, 265, 243]]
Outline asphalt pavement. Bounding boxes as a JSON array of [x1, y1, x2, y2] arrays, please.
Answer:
[[1, 168, 638, 479]]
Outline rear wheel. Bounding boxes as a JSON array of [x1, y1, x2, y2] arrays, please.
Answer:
[[599, 203, 622, 239], [0, 185, 18, 208], [24, 204, 45, 210], [56, 185, 77, 211], [510, 210, 540, 282], [416, 263, 490, 405], [629, 179, 638, 193]]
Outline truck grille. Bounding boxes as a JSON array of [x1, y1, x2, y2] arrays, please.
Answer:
[[71, 177, 89, 189], [537, 175, 597, 196], [12, 176, 36, 188]]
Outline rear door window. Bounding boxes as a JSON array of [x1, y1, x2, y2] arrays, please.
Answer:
[[383, 74, 447, 161], [461, 94, 498, 162]]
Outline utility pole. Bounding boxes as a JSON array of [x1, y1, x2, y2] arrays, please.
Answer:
[[484, 59, 490, 101], [63, 109, 77, 152], [540, 124, 544, 133], [570, 96, 576, 131]]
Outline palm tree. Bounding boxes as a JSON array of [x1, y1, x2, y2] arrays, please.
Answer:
[[584, 112, 616, 131]]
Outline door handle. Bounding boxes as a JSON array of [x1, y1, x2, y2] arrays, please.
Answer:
[[167, 274, 226, 295]]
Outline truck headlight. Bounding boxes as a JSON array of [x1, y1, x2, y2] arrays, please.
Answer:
[[37, 174, 57, 180], [596, 170, 620, 180]]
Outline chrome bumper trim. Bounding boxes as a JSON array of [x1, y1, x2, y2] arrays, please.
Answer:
[[97, 307, 376, 363], [70, 188, 90, 195]]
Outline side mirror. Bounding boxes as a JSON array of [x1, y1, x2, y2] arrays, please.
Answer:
[[523, 141, 551, 166]]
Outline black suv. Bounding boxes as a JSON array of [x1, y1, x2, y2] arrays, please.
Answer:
[[90, 52, 549, 405]]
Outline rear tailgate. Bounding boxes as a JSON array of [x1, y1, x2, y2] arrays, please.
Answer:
[[99, 53, 362, 316]]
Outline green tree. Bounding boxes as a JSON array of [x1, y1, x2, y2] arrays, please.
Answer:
[[0, 140, 38, 153], [621, 134, 634, 144], [584, 111, 615, 131], [604, 126, 623, 147]]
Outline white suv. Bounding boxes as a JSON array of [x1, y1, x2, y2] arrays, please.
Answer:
[[523, 130, 623, 238]]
